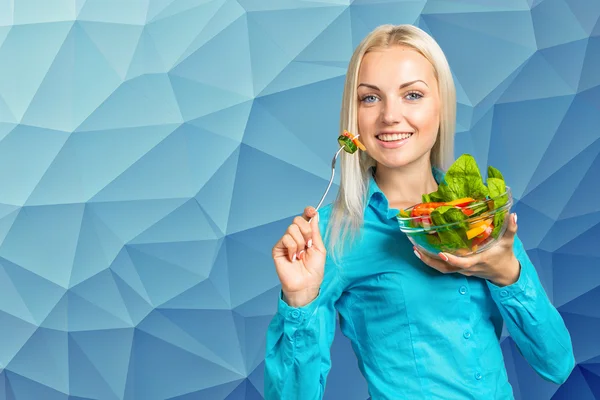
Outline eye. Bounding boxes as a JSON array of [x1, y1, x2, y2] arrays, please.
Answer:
[[406, 91, 423, 101], [360, 95, 379, 103]]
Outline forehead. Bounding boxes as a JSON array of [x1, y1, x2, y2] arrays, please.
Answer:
[[358, 46, 436, 84]]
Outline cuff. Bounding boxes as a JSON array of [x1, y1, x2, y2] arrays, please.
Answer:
[[486, 234, 536, 302], [487, 261, 530, 301], [277, 290, 320, 326]]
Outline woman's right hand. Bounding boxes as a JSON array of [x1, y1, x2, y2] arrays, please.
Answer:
[[271, 206, 326, 308]]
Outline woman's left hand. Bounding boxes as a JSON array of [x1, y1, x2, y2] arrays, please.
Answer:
[[414, 213, 521, 287]]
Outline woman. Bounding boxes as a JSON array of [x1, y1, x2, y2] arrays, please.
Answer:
[[265, 24, 575, 400]]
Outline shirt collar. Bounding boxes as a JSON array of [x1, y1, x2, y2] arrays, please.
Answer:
[[367, 166, 446, 219]]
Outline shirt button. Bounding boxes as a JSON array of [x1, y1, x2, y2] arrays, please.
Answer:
[[500, 290, 509, 297], [463, 330, 472, 339], [459, 286, 467, 295], [475, 372, 482, 380], [291, 310, 300, 319]]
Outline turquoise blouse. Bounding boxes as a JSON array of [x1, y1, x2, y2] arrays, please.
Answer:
[[264, 168, 575, 399]]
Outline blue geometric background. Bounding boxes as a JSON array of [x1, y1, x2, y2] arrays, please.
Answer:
[[0, 0, 598, 399]]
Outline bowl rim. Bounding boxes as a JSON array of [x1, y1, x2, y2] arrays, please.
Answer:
[[397, 186, 513, 232]]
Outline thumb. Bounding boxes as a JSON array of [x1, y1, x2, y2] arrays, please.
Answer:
[[309, 212, 325, 253], [504, 212, 518, 240]]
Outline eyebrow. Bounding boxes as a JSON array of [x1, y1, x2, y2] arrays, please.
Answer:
[[358, 80, 428, 90]]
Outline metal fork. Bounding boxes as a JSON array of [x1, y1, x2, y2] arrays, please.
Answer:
[[308, 134, 362, 223]]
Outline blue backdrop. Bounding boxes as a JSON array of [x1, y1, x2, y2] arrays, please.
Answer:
[[0, 0, 598, 399]]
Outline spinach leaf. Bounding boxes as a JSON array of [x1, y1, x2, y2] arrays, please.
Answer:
[[486, 166, 508, 238], [487, 165, 504, 180], [443, 154, 489, 200], [423, 154, 489, 202], [426, 233, 442, 247], [487, 177, 505, 199], [492, 211, 506, 239], [422, 191, 445, 203], [430, 205, 469, 251]]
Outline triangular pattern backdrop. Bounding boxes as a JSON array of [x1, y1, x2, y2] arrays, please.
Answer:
[[0, 0, 598, 399]]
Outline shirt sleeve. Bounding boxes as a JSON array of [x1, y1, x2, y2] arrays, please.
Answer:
[[264, 256, 343, 400], [486, 233, 576, 384]]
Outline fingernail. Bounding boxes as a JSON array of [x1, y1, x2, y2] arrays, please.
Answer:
[[513, 213, 518, 224], [413, 249, 421, 259], [292, 253, 297, 262], [298, 250, 305, 260], [439, 252, 449, 262], [316, 212, 319, 222], [307, 239, 312, 248]]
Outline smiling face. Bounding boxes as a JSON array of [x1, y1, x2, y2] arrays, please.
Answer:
[[356, 45, 441, 169]]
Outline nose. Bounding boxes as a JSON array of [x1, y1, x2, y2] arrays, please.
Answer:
[[381, 98, 404, 125]]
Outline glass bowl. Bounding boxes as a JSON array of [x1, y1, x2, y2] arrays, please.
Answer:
[[397, 187, 513, 259]]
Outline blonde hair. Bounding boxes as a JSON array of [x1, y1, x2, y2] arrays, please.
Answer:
[[325, 24, 456, 263]]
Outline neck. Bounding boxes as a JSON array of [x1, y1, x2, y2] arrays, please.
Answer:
[[374, 155, 439, 208]]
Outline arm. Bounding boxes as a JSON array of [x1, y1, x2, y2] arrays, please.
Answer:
[[264, 261, 342, 400], [486, 234, 576, 384]]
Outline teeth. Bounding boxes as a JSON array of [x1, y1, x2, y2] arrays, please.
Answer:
[[378, 133, 413, 141]]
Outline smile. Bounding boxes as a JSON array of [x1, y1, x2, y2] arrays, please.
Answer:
[[375, 132, 413, 149], [376, 132, 413, 142]]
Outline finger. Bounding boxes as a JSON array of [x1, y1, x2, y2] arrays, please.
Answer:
[[281, 234, 298, 262], [293, 216, 313, 247], [287, 223, 306, 252], [439, 251, 478, 270], [309, 212, 325, 252], [303, 206, 317, 221], [414, 247, 460, 274]]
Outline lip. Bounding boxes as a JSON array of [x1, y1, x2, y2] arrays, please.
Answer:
[[376, 132, 413, 149]]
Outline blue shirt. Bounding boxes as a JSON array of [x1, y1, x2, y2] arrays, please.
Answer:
[[264, 168, 575, 399]]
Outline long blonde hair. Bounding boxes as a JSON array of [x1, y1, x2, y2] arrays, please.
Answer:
[[325, 24, 456, 263]]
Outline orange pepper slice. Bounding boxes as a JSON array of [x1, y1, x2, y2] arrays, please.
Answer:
[[343, 130, 366, 151]]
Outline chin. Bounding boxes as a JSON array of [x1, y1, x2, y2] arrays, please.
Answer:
[[372, 150, 431, 169], [374, 157, 411, 169]]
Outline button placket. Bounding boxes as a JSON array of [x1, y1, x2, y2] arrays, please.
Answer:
[[457, 280, 481, 383]]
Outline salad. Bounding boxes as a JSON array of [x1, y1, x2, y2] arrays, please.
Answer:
[[397, 154, 511, 253]]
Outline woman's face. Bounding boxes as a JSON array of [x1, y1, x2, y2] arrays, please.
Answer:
[[356, 45, 441, 169]]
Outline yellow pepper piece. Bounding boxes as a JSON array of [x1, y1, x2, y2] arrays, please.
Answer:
[[445, 197, 475, 206], [466, 221, 491, 240], [468, 218, 493, 230]]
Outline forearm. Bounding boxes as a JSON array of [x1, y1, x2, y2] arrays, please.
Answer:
[[264, 293, 332, 400], [487, 239, 575, 384], [283, 288, 320, 308]]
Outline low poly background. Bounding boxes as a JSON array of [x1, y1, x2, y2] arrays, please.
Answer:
[[0, 0, 598, 399]]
